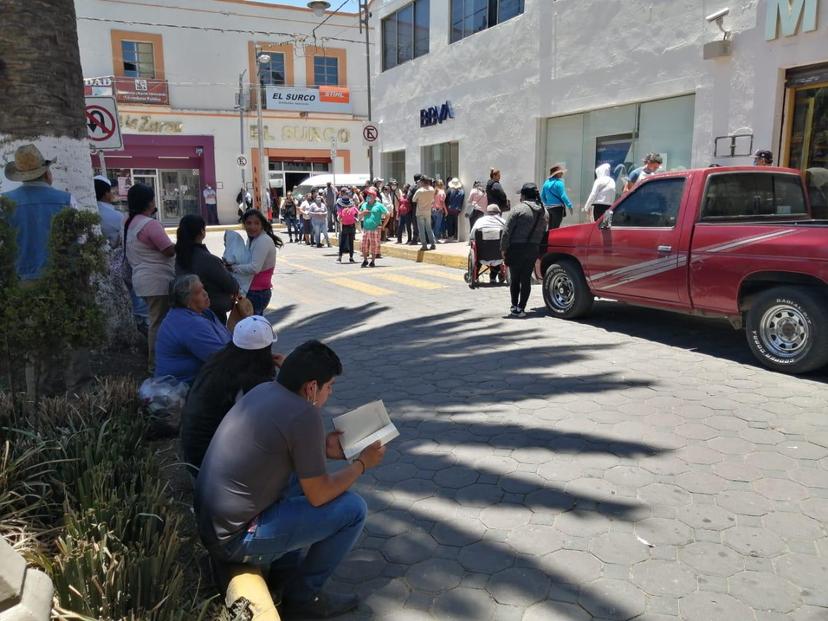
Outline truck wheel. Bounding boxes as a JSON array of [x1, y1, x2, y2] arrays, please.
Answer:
[[746, 286, 828, 374], [543, 260, 594, 319]]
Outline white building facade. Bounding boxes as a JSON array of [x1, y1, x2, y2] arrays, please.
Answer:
[[371, 0, 828, 236], [75, 0, 371, 224]]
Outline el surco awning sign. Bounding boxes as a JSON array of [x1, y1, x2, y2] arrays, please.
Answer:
[[265, 86, 353, 113]]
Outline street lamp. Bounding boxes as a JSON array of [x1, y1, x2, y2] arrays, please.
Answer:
[[256, 52, 270, 213], [307, 0, 374, 180]]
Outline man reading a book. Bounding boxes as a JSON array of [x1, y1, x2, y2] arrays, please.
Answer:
[[194, 340, 386, 618]]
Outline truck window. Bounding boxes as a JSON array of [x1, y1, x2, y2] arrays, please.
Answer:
[[612, 178, 685, 228], [701, 173, 808, 222]]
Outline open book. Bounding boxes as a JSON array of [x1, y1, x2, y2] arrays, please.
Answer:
[[332, 400, 399, 461]]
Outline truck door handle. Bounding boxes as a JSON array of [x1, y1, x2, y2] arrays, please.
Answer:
[[657, 245, 672, 253]]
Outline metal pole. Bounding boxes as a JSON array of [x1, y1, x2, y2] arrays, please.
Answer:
[[256, 52, 267, 212], [238, 70, 247, 193], [362, 0, 374, 180], [98, 150, 108, 178]]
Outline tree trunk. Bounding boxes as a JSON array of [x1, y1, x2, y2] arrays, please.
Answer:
[[0, 0, 95, 206], [0, 0, 140, 358]]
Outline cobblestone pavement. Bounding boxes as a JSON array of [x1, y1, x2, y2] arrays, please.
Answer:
[[210, 234, 828, 620]]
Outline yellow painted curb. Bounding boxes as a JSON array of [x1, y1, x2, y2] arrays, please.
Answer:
[[328, 236, 467, 271]]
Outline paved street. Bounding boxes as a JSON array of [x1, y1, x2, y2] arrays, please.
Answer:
[[208, 233, 828, 620]]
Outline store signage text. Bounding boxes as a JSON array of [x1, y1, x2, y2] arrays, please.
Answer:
[[120, 114, 183, 134], [84, 75, 170, 106], [420, 102, 454, 128], [250, 125, 351, 144], [265, 86, 353, 114], [766, 0, 818, 40]]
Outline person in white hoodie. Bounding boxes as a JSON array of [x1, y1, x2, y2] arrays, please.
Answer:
[[583, 163, 617, 222]]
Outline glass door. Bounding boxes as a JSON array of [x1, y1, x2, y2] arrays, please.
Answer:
[[132, 170, 158, 203], [159, 170, 201, 225], [787, 83, 828, 171]]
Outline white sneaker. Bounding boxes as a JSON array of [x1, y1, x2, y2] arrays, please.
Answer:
[[516, 309, 527, 318], [510, 306, 519, 315]]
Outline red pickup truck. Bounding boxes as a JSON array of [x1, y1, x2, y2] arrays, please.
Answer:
[[541, 167, 828, 374]]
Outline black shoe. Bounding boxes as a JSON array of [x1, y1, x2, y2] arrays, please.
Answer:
[[282, 591, 359, 619], [429, 245, 436, 250], [361, 260, 368, 268], [337, 256, 342, 263], [317, 244, 323, 248], [349, 257, 356, 263], [369, 261, 376, 268]]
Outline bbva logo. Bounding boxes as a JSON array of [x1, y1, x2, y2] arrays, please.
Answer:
[[420, 102, 454, 128]]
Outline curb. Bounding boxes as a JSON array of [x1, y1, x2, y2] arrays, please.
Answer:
[[328, 235, 467, 270], [165, 224, 242, 234]]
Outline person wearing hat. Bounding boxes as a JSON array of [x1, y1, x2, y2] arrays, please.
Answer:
[[446, 178, 465, 241], [541, 164, 573, 230], [754, 150, 773, 166], [625, 153, 663, 192], [337, 196, 359, 263], [358, 187, 388, 267], [94, 175, 124, 248], [2, 144, 75, 281], [501, 183, 549, 318], [180, 315, 284, 475], [194, 339, 385, 619]]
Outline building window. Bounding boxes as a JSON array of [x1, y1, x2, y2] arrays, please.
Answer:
[[382, 150, 406, 185], [421, 142, 459, 185], [121, 41, 156, 78], [260, 53, 286, 86], [382, 0, 430, 71], [312, 56, 339, 86], [450, 0, 524, 43]]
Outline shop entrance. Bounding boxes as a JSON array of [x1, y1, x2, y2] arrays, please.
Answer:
[[105, 167, 201, 225], [268, 160, 330, 197], [785, 64, 828, 171]]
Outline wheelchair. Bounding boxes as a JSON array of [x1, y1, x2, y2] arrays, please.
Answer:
[[464, 228, 509, 289]]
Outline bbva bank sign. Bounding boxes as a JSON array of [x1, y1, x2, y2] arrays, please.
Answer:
[[420, 102, 454, 128], [766, 0, 820, 39]]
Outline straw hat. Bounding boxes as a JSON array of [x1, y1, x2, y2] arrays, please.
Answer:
[[4, 144, 54, 182], [448, 177, 463, 189]]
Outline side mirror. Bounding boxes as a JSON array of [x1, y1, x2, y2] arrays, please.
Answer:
[[599, 210, 613, 230]]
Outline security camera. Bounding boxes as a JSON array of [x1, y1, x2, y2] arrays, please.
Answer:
[[706, 8, 729, 22]]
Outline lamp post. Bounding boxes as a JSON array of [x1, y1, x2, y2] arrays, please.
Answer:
[[256, 51, 271, 214], [236, 69, 247, 194], [308, 0, 374, 180]]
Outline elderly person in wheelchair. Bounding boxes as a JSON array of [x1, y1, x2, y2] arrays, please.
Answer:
[[465, 204, 508, 288]]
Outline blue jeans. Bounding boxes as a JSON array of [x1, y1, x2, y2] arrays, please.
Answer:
[[221, 477, 366, 601], [311, 219, 328, 245], [285, 216, 299, 239], [416, 214, 436, 247], [431, 210, 444, 240], [247, 288, 272, 315]]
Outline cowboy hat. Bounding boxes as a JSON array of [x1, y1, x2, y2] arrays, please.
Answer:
[[4, 144, 54, 182], [448, 177, 463, 189], [548, 164, 566, 177]]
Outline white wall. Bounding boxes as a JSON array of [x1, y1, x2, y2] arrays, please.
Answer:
[[372, 0, 828, 220]]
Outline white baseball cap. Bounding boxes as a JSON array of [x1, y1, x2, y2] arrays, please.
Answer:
[[93, 175, 112, 186], [232, 316, 276, 350]]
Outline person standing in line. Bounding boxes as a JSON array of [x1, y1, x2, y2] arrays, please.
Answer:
[[467, 180, 488, 230], [94, 176, 124, 248], [486, 168, 509, 213], [407, 174, 422, 245], [175, 214, 239, 324], [753, 149, 773, 166], [583, 163, 616, 222], [396, 183, 413, 244], [202, 184, 218, 225], [282, 194, 299, 243], [501, 183, 548, 318], [358, 188, 388, 268], [624, 153, 663, 191], [123, 183, 176, 373], [228, 209, 282, 316], [298, 194, 313, 245], [310, 195, 330, 248], [413, 177, 437, 251], [446, 178, 465, 241], [541, 164, 573, 230], [324, 181, 338, 233], [379, 184, 394, 243], [432, 180, 448, 243], [337, 197, 359, 263]]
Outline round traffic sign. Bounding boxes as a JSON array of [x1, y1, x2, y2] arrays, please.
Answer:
[[363, 124, 379, 143], [85, 105, 117, 142], [236, 155, 248, 168]]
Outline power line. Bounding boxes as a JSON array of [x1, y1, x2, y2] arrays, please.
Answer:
[[76, 16, 372, 46]]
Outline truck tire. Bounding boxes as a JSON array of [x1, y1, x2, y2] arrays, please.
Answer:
[[543, 260, 594, 319], [746, 286, 828, 374]]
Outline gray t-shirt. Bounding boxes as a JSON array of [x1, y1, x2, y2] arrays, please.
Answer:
[[194, 381, 327, 543]]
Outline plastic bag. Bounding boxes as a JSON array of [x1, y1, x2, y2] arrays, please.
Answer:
[[138, 375, 189, 415], [223, 230, 253, 295]]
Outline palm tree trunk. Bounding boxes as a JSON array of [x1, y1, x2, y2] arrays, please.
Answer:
[[0, 0, 95, 207]]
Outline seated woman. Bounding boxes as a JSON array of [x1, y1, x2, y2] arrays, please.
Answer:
[[180, 315, 284, 475], [155, 274, 231, 384], [175, 214, 239, 324]]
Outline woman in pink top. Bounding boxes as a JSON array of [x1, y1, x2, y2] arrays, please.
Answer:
[[229, 210, 283, 315], [468, 180, 488, 229], [432, 179, 448, 242], [337, 196, 360, 263]]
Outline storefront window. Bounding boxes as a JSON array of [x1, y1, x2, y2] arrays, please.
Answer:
[[788, 84, 828, 171], [382, 150, 406, 184], [421, 142, 459, 183], [543, 95, 695, 223]]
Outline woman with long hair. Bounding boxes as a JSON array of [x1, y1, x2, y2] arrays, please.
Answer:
[[175, 214, 238, 323], [228, 209, 283, 315], [124, 183, 175, 372], [432, 179, 448, 242], [486, 168, 509, 213], [180, 316, 283, 475]]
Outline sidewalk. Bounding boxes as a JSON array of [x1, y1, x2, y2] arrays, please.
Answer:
[[327, 233, 468, 270]]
